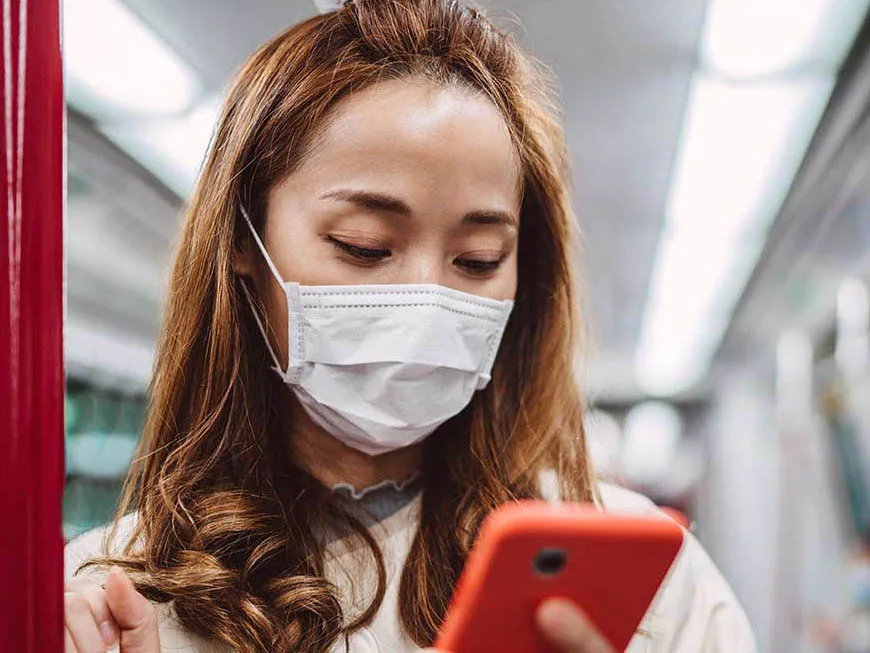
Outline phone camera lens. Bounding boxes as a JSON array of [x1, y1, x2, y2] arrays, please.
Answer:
[[533, 548, 567, 576]]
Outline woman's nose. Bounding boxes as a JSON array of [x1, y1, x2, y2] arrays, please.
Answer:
[[410, 259, 444, 285]]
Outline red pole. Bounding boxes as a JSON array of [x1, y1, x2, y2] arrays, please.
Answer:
[[0, 0, 65, 651]]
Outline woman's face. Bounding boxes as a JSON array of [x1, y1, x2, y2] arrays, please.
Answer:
[[239, 78, 522, 364]]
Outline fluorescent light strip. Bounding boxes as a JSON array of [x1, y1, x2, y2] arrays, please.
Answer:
[[636, 225, 767, 394], [635, 0, 864, 396], [703, 0, 870, 80], [636, 76, 834, 395], [64, 0, 218, 197], [64, 0, 199, 118], [666, 77, 835, 241], [102, 96, 221, 198]]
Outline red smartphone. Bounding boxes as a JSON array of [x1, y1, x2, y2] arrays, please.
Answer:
[[434, 501, 684, 653]]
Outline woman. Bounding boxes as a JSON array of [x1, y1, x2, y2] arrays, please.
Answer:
[[64, 1, 757, 651]]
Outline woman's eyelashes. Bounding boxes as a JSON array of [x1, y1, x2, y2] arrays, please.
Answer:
[[326, 235, 391, 264], [325, 235, 506, 276], [454, 254, 505, 276]]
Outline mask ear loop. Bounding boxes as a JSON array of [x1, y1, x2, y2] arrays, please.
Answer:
[[237, 204, 296, 381], [239, 279, 286, 378], [239, 204, 285, 286]]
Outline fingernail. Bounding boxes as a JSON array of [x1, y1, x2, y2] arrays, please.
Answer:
[[109, 565, 128, 585], [99, 620, 119, 646], [108, 565, 136, 597], [538, 599, 576, 635]]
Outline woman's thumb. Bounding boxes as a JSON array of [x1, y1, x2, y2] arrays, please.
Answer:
[[105, 566, 161, 653]]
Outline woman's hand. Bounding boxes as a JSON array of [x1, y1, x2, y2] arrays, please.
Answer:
[[535, 599, 615, 652], [423, 598, 615, 653], [65, 566, 160, 653]]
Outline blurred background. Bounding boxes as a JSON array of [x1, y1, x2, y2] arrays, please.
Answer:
[[62, 0, 870, 650]]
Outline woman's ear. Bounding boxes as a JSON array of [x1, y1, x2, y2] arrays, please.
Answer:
[[233, 233, 256, 278]]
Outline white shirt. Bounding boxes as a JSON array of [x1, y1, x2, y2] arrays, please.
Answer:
[[65, 483, 758, 652]]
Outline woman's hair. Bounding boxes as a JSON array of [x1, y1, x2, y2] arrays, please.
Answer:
[[83, 0, 594, 650]]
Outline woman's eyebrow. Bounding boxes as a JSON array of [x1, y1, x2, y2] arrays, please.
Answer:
[[319, 189, 412, 217], [462, 210, 518, 228], [319, 188, 518, 228]]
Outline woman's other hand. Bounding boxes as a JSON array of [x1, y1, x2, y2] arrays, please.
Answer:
[[535, 599, 615, 652], [65, 566, 160, 652], [423, 598, 615, 653]]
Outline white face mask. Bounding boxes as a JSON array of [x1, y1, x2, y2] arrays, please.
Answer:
[[238, 206, 514, 456]]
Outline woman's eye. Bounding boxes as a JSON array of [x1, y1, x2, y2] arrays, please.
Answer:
[[455, 257, 504, 276], [327, 236, 392, 263]]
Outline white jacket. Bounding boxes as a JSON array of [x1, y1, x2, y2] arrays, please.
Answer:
[[65, 484, 757, 652]]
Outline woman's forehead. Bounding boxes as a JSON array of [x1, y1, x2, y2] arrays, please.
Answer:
[[292, 79, 522, 208]]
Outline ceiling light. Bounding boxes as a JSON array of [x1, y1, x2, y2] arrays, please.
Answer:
[[64, 0, 199, 118], [666, 77, 834, 242], [636, 0, 868, 396], [635, 77, 832, 396], [102, 97, 221, 197], [702, 0, 870, 80]]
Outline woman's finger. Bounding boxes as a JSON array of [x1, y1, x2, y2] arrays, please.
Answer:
[[64, 591, 107, 653], [66, 577, 120, 646], [65, 625, 81, 653], [536, 599, 615, 653], [104, 566, 161, 653]]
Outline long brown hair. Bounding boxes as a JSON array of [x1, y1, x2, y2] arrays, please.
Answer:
[[83, 0, 594, 650]]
